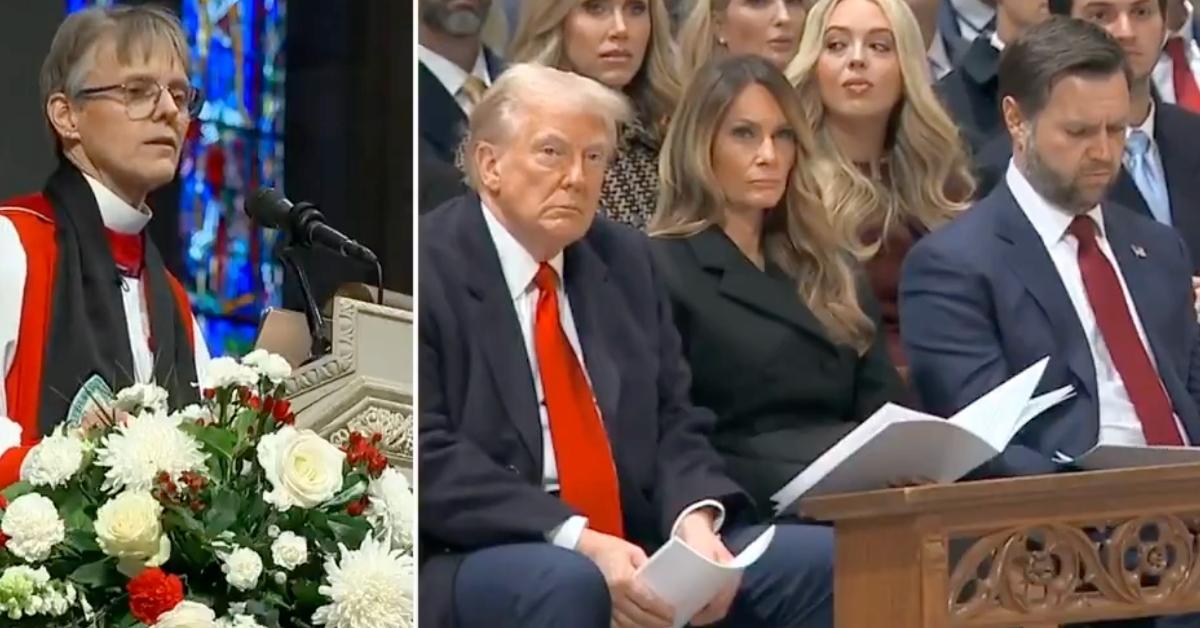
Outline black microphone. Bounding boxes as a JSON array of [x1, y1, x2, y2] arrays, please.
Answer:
[[246, 188, 378, 264]]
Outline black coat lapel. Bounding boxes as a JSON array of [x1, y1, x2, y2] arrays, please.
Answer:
[[992, 185, 1098, 398], [563, 240, 621, 436]]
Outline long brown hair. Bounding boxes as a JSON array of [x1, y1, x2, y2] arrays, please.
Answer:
[[651, 55, 874, 353], [508, 0, 681, 136]]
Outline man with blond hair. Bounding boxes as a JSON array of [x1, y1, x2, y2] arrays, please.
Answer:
[[419, 63, 834, 628], [0, 5, 209, 487]]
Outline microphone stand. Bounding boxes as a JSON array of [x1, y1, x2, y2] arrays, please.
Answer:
[[278, 239, 331, 360]]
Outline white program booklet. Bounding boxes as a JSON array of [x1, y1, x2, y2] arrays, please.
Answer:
[[637, 526, 776, 628], [1056, 444, 1200, 469], [771, 357, 1074, 515]]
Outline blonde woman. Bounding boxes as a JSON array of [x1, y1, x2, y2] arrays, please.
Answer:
[[785, 0, 974, 369], [650, 55, 905, 519], [677, 0, 809, 78], [509, 0, 680, 230]]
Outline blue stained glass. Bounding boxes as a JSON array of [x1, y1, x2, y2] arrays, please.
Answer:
[[69, 0, 286, 358]]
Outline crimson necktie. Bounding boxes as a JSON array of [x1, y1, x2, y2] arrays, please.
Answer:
[[1068, 216, 1182, 445], [105, 229, 144, 278], [532, 263, 624, 537], [1166, 38, 1200, 113]]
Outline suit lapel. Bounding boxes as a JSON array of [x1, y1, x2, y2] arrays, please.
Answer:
[[563, 240, 622, 436], [459, 197, 542, 462], [1110, 169, 1153, 219], [993, 185, 1098, 397], [688, 228, 835, 349], [1103, 210, 1175, 386], [418, 63, 468, 163], [1155, 105, 1200, 267]]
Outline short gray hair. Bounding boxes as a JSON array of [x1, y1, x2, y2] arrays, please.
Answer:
[[463, 63, 633, 189], [41, 5, 189, 147]]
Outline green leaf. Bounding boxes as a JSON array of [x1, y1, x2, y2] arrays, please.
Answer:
[[323, 478, 368, 509], [204, 490, 241, 535], [69, 558, 117, 588], [326, 513, 370, 549], [2, 481, 33, 502], [65, 528, 100, 554], [164, 505, 207, 537], [181, 423, 238, 460], [291, 580, 324, 608]]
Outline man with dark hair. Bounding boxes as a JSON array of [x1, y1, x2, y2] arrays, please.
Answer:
[[936, 0, 1048, 156], [902, 16, 1200, 496], [417, 0, 504, 167]]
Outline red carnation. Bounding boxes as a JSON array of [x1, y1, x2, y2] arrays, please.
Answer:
[[347, 495, 371, 517], [203, 388, 217, 400], [0, 531, 9, 550], [246, 394, 262, 412], [127, 568, 185, 625], [272, 399, 294, 425], [367, 451, 388, 477], [263, 396, 277, 415]]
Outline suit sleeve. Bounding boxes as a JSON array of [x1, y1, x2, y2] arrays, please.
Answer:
[[645, 241, 749, 538], [1176, 233, 1200, 410], [900, 239, 1057, 477], [417, 266, 576, 550]]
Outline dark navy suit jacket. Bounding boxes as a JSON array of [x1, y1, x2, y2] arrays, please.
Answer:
[[417, 48, 505, 167], [900, 181, 1200, 476], [418, 195, 750, 628]]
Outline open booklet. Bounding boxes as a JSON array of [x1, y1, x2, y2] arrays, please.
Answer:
[[1054, 444, 1200, 469], [636, 526, 776, 628], [771, 357, 1075, 515]]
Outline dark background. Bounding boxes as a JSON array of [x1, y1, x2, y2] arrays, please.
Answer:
[[0, 0, 414, 306]]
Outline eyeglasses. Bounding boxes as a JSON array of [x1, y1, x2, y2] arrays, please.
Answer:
[[75, 79, 203, 120]]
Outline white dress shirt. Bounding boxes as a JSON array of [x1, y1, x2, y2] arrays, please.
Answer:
[[480, 202, 723, 550], [0, 174, 211, 454], [1154, 0, 1200, 105], [417, 44, 493, 115], [951, 0, 995, 41], [1005, 162, 1186, 446]]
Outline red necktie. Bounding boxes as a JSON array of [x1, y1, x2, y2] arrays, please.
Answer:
[[1166, 38, 1200, 114], [106, 229, 145, 278], [533, 263, 624, 537], [1068, 217, 1183, 445]]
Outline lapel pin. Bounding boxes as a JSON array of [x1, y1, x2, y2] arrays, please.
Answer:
[[1131, 244, 1147, 259]]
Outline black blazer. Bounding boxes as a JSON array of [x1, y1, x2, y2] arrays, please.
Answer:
[[936, 36, 1002, 158], [419, 197, 750, 628], [417, 138, 466, 214], [650, 228, 906, 516], [973, 103, 1200, 270], [417, 47, 504, 166]]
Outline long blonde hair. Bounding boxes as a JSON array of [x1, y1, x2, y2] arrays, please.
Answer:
[[677, 0, 730, 80], [651, 55, 874, 353], [508, 0, 681, 136], [786, 0, 974, 257]]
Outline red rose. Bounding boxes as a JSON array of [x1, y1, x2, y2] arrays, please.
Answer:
[[127, 568, 185, 625], [272, 399, 294, 425], [263, 396, 276, 415], [347, 496, 370, 517], [367, 452, 388, 477], [203, 388, 217, 400]]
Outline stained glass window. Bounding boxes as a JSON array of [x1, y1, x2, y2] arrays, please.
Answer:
[[67, 0, 286, 358]]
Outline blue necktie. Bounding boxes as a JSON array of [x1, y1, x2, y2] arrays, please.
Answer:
[[1124, 130, 1173, 226]]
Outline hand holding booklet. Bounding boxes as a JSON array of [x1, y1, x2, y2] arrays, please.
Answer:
[[771, 357, 1074, 515], [636, 526, 776, 628]]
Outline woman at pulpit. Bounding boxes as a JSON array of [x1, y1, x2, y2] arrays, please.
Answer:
[[649, 54, 906, 518], [0, 6, 210, 487]]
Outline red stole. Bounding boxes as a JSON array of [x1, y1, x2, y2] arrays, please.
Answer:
[[0, 193, 197, 487]]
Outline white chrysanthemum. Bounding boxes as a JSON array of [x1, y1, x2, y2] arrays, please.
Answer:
[[94, 412, 207, 493], [0, 494, 65, 563], [154, 600, 218, 628], [172, 404, 213, 424], [115, 383, 170, 415], [241, 349, 293, 384], [199, 357, 258, 391], [20, 429, 85, 488], [365, 468, 414, 551], [221, 547, 263, 591], [217, 614, 267, 628], [270, 531, 309, 570], [312, 537, 414, 628]]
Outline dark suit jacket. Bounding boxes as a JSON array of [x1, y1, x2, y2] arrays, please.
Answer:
[[419, 196, 750, 628], [972, 103, 1200, 271], [936, 35, 1002, 158], [417, 138, 466, 214], [417, 48, 504, 166], [900, 182, 1200, 477], [936, 1, 992, 70], [650, 228, 906, 516]]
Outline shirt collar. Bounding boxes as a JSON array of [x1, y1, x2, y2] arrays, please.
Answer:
[[82, 173, 151, 235], [480, 200, 565, 300], [990, 31, 1005, 52], [417, 44, 492, 100], [1005, 159, 1106, 247], [951, 0, 995, 30], [1130, 99, 1157, 140]]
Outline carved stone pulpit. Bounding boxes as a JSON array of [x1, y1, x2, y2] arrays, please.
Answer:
[[279, 296, 414, 477]]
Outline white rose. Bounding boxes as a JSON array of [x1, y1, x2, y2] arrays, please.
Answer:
[[366, 468, 414, 551], [221, 547, 263, 591], [20, 430, 84, 488], [199, 357, 258, 391], [94, 492, 171, 576], [241, 350, 292, 384], [257, 427, 346, 510], [154, 601, 217, 628], [115, 384, 170, 414], [1, 494, 65, 562], [217, 614, 266, 628], [270, 531, 308, 570], [172, 404, 212, 424]]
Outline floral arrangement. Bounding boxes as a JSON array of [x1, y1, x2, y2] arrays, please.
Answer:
[[0, 350, 414, 627]]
